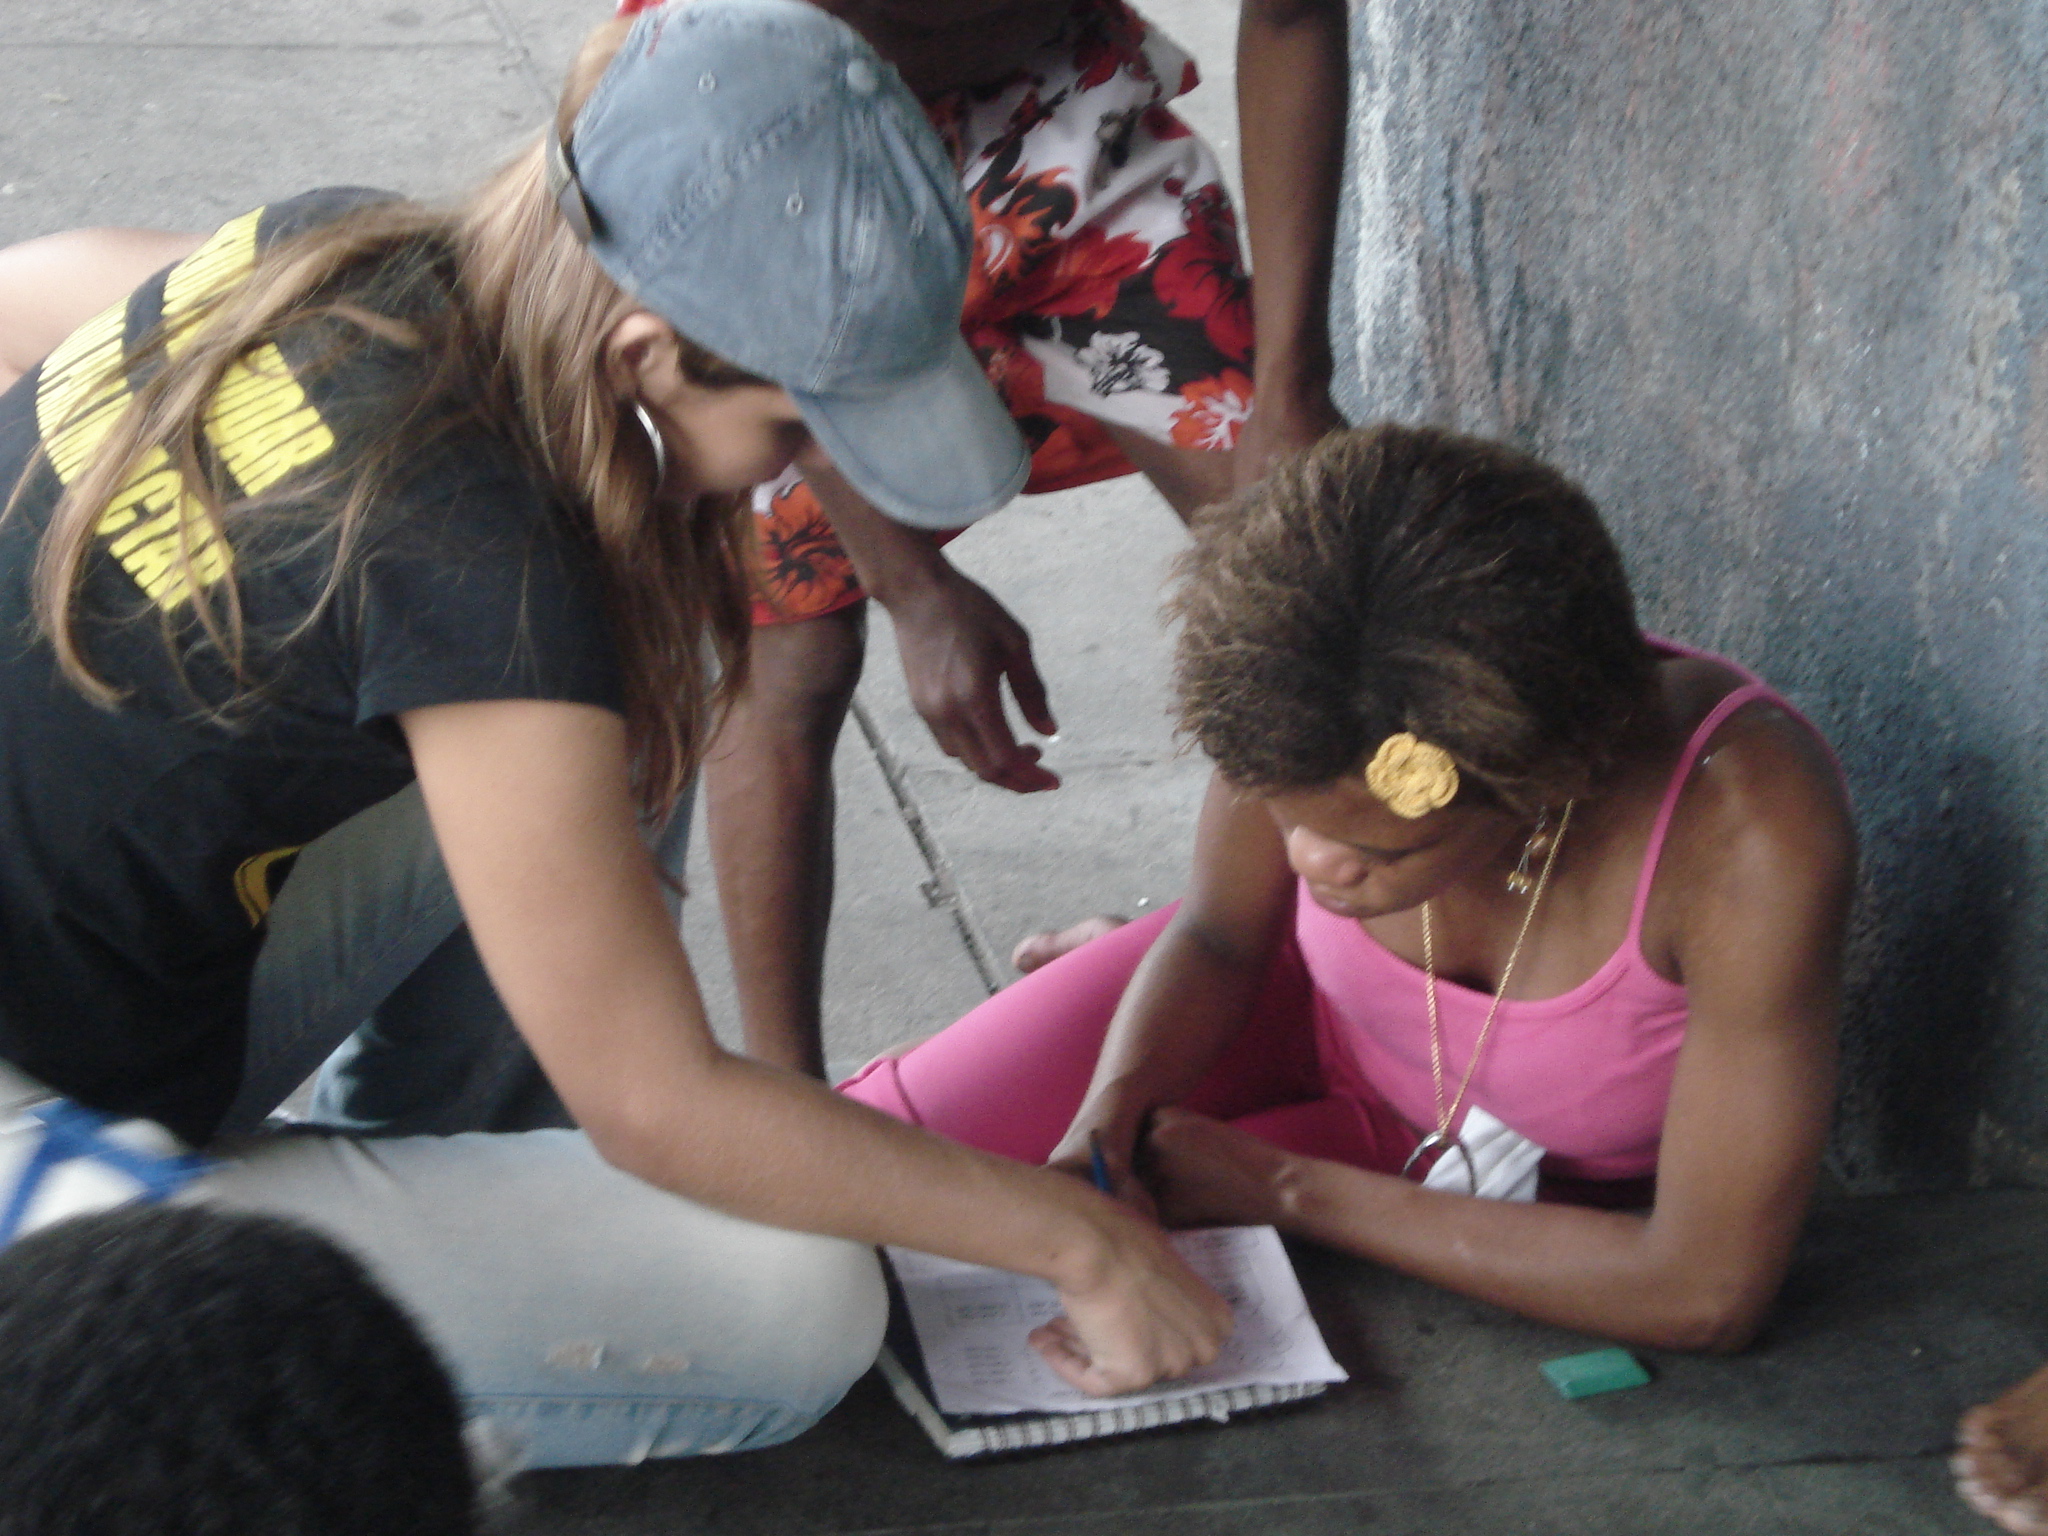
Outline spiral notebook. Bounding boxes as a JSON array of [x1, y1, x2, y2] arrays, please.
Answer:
[[877, 1225, 1346, 1459]]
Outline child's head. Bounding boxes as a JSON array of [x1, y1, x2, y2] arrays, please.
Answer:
[[1173, 424, 1656, 816], [0, 1204, 476, 1536]]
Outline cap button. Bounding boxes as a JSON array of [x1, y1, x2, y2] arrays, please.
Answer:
[[845, 58, 879, 95]]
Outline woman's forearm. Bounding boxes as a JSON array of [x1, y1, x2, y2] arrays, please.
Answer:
[[1061, 915, 1277, 1155], [1277, 1158, 1782, 1352], [1064, 780, 1302, 1163], [596, 1038, 1127, 1289]]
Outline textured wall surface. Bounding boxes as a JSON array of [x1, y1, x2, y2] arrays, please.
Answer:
[[1330, 0, 2048, 1190]]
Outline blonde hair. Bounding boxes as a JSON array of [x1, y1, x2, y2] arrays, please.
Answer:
[[15, 17, 750, 817]]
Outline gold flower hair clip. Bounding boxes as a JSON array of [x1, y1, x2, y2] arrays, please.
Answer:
[[1364, 732, 1460, 819]]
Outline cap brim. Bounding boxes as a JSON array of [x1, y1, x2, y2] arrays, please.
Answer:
[[791, 338, 1030, 529]]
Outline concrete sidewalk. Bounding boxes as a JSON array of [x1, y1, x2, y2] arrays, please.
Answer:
[[500, 1190, 2048, 1536], [0, 3, 2035, 1532]]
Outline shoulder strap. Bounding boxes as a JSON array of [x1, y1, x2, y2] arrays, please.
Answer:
[[1624, 681, 1778, 938]]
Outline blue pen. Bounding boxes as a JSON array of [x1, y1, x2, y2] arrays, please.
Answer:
[[1088, 1130, 1113, 1193]]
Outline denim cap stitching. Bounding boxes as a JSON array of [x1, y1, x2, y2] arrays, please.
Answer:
[[569, 3, 966, 393], [588, 19, 832, 290], [577, 5, 851, 381]]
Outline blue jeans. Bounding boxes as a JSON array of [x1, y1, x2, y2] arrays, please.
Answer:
[[197, 786, 886, 1472]]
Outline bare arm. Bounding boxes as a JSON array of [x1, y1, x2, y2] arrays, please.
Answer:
[[803, 459, 1060, 792], [1233, 0, 1349, 483], [0, 228, 203, 393], [1147, 717, 1855, 1352], [1045, 772, 1300, 1195], [400, 697, 1232, 1393]]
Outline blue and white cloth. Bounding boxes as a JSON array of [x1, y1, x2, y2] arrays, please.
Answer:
[[0, 1063, 209, 1247]]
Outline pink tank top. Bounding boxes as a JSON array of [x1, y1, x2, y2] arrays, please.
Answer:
[[1292, 642, 1826, 1182]]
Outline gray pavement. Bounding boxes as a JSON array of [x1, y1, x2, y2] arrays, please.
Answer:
[[500, 1190, 2045, 1535], [1, 3, 2037, 1532]]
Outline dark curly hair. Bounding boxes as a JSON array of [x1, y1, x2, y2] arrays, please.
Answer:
[[0, 1204, 476, 1536], [1170, 424, 1656, 813]]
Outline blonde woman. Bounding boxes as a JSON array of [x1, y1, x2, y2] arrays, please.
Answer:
[[0, 1, 1227, 1473]]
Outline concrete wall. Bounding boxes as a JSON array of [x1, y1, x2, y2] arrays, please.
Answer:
[[1330, 0, 2048, 1190]]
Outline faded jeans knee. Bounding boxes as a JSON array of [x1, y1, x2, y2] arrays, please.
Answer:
[[196, 1130, 889, 1470], [466, 1214, 888, 1468]]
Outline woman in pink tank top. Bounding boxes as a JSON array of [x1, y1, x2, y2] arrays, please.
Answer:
[[842, 425, 1855, 1352]]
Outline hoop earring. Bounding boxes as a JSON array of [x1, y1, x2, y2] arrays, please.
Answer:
[[1506, 808, 1555, 897], [630, 400, 668, 490]]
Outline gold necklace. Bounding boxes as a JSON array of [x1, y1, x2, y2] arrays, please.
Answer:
[[1399, 800, 1574, 1194]]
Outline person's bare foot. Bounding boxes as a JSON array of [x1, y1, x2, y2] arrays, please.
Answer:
[[1955, 1362, 2048, 1533], [1010, 915, 1128, 974]]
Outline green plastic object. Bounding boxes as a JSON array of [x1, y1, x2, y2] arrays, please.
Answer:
[[1540, 1347, 1651, 1399]]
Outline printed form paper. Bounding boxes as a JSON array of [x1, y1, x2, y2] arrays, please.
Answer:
[[886, 1225, 1348, 1417]]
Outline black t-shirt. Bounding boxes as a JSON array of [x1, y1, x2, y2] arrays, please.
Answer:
[[0, 189, 623, 1143]]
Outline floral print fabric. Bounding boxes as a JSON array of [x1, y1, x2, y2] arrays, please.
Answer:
[[745, 0, 1255, 624]]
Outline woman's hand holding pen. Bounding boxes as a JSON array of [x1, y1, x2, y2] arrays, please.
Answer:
[[1048, 1114, 1158, 1219]]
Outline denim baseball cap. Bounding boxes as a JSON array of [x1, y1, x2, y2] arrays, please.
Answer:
[[557, 0, 1027, 528]]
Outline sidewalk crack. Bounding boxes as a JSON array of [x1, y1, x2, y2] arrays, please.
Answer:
[[850, 695, 1004, 997]]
